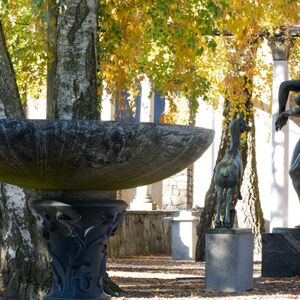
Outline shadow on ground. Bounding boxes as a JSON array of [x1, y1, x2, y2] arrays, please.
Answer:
[[107, 256, 300, 299]]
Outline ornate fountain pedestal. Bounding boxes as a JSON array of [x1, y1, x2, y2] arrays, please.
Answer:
[[31, 199, 127, 300]]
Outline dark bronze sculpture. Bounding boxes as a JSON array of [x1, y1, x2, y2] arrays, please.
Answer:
[[214, 113, 250, 228], [275, 80, 300, 201]]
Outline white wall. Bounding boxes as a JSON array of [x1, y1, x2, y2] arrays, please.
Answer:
[[26, 97, 46, 119], [254, 108, 273, 231], [193, 102, 222, 207]]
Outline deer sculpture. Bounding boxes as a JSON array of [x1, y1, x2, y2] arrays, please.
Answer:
[[213, 113, 251, 228]]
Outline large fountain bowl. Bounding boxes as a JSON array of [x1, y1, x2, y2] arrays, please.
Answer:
[[0, 119, 214, 190]]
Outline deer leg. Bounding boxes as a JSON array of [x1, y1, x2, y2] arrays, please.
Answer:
[[215, 186, 223, 228], [237, 178, 242, 200], [225, 188, 234, 229]]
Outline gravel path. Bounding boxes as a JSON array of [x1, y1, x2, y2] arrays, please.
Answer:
[[107, 256, 300, 300]]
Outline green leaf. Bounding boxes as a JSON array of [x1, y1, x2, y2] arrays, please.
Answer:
[[208, 40, 217, 51]]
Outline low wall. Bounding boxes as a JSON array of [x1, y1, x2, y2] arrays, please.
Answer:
[[108, 210, 174, 257]]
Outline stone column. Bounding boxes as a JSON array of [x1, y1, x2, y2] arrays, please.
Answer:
[[130, 77, 156, 210], [130, 184, 156, 210], [100, 81, 115, 121], [268, 35, 293, 231]]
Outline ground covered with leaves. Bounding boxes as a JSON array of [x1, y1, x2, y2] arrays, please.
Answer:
[[107, 256, 300, 300]]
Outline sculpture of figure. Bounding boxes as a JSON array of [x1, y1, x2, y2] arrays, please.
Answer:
[[275, 80, 300, 201], [214, 113, 251, 228]]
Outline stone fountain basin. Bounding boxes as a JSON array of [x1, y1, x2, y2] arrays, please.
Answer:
[[0, 119, 214, 190]]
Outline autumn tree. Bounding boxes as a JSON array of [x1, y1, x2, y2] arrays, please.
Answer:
[[195, 0, 300, 261]]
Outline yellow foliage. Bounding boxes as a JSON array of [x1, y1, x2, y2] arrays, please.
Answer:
[[2, 0, 300, 123], [290, 38, 300, 80], [99, 0, 300, 124], [1, 0, 47, 103], [212, 0, 300, 120]]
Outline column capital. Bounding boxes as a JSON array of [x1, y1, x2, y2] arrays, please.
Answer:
[[268, 35, 294, 61]]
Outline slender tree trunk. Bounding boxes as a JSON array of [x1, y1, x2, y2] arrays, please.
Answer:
[[46, 0, 58, 119], [0, 20, 51, 299], [237, 111, 265, 255], [54, 0, 99, 120], [186, 100, 196, 210], [0, 22, 23, 118]]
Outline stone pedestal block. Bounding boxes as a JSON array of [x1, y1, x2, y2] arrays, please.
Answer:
[[165, 211, 199, 260], [262, 228, 300, 277], [205, 229, 254, 292]]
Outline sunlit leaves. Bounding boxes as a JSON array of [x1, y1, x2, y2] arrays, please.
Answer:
[[1, 0, 47, 104], [98, 0, 300, 122], [1, 0, 300, 120], [215, 0, 300, 119], [290, 38, 300, 82], [98, 0, 226, 109]]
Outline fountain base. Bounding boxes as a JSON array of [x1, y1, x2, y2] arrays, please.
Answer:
[[31, 198, 127, 300]]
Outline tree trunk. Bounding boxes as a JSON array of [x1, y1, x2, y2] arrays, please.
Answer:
[[49, 0, 121, 295], [0, 22, 23, 119], [54, 0, 99, 120], [46, 0, 58, 119], [236, 111, 265, 255], [186, 101, 196, 210], [0, 21, 51, 299]]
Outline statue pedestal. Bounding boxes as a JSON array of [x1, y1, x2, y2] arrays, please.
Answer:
[[262, 227, 300, 277], [205, 228, 253, 292], [164, 211, 199, 260], [31, 198, 127, 300]]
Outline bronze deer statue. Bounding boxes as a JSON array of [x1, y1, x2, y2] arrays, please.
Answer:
[[213, 113, 250, 228]]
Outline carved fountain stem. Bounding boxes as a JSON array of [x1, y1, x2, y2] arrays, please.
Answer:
[[31, 199, 127, 300]]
